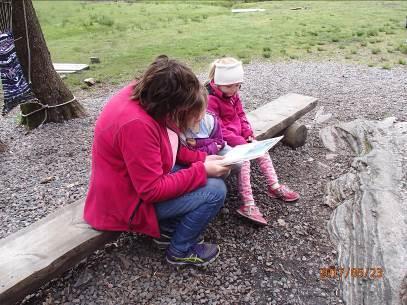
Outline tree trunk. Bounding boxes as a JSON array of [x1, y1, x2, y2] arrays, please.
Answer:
[[11, 0, 86, 129]]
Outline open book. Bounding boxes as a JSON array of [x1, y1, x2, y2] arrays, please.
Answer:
[[217, 136, 284, 166]]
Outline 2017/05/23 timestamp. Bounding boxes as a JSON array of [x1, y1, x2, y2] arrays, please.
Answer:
[[320, 267, 383, 280]]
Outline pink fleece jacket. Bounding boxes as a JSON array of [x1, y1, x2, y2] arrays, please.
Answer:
[[206, 81, 253, 147], [84, 84, 207, 238]]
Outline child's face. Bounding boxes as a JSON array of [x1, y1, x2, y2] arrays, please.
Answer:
[[217, 83, 241, 97]]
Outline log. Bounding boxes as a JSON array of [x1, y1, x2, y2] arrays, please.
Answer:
[[282, 122, 308, 148]]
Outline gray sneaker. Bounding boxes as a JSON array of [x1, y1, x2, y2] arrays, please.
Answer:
[[166, 243, 220, 266], [153, 232, 204, 249]]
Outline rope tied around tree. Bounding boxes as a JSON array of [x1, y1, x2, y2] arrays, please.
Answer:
[[20, 96, 77, 127]]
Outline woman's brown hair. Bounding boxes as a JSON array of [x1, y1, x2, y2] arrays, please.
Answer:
[[132, 55, 205, 131]]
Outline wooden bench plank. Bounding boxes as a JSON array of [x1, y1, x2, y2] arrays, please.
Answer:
[[53, 63, 89, 74], [247, 93, 317, 140], [0, 199, 120, 305]]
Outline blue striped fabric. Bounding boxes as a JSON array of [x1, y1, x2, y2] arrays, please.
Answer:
[[0, 31, 36, 115]]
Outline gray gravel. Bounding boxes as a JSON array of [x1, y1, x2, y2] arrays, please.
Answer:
[[1, 61, 406, 305]]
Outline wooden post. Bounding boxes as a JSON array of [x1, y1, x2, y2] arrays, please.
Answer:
[[282, 122, 308, 149]]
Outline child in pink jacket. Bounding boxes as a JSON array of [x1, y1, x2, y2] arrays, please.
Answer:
[[206, 57, 299, 225]]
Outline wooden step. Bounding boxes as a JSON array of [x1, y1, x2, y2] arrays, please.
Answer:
[[53, 63, 89, 74]]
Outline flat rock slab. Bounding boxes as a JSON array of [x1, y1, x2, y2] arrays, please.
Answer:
[[247, 93, 317, 140], [53, 63, 89, 74], [321, 117, 407, 305], [231, 8, 266, 13], [0, 199, 120, 305]]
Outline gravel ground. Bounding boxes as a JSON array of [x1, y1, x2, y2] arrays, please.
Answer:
[[1, 61, 406, 305]]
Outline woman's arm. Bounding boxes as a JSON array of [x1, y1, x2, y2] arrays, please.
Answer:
[[118, 120, 207, 203]]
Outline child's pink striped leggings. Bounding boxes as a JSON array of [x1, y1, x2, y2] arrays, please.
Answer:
[[238, 153, 278, 204]]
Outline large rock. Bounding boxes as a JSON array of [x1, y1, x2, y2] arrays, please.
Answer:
[[320, 117, 407, 305]]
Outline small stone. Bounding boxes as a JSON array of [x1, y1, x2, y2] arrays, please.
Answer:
[[277, 219, 287, 227], [84, 78, 97, 86], [40, 176, 55, 184], [90, 56, 101, 64], [326, 153, 337, 160]]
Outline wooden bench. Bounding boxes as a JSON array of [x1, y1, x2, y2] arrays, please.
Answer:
[[0, 199, 119, 305], [248, 93, 317, 148], [0, 92, 317, 305]]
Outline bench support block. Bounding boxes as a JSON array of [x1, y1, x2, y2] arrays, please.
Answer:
[[282, 122, 308, 149]]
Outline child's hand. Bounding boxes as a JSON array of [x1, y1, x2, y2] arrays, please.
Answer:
[[186, 138, 196, 146], [247, 135, 255, 143]]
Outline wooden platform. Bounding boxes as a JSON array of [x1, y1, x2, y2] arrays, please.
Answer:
[[0, 92, 317, 304], [0, 199, 119, 305], [53, 63, 89, 74]]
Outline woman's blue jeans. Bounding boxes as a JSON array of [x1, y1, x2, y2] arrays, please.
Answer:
[[154, 164, 226, 255]]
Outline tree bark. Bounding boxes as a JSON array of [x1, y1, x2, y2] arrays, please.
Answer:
[[12, 0, 86, 129]]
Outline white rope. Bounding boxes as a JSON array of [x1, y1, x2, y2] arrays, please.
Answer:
[[22, 0, 31, 84], [20, 96, 77, 118], [20, 96, 77, 127]]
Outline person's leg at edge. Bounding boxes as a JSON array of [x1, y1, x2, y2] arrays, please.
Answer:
[[155, 177, 226, 262]]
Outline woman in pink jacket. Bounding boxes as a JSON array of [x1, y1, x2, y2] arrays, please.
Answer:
[[206, 57, 299, 226], [84, 56, 230, 266]]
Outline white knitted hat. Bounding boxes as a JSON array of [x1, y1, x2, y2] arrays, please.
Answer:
[[214, 61, 244, 85]]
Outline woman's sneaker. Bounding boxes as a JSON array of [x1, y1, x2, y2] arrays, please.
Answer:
[[269, 185, 300, 202], [153, 232, 204, 249], [236, 205, 268, 225], [166, 243, 220, 266]]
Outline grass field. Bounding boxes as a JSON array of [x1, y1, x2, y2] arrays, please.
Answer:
[[33, 1, 407, 88]]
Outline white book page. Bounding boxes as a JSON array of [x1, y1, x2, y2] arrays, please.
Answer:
[[218, 136, 284, 166]]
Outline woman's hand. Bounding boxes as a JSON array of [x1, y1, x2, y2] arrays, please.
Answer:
[[206, 155, 224, 161], [204, 158, 231, 177]]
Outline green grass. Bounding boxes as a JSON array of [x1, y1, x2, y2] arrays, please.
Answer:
[[33, 1, 407, 89], [372, 48, 381, 54]]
